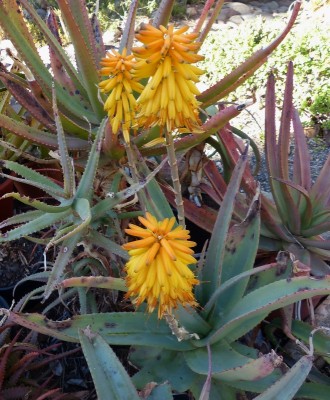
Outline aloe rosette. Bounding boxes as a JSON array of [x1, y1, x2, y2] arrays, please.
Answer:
[[2, 1, 328, 399]]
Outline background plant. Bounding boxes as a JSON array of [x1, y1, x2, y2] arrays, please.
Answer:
[[200, 11, 330, 128], [2, 1, 330, 399]]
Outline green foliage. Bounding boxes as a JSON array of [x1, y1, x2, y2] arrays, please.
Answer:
[[200, 15, 330, 126], [1, 1, 330, 399]]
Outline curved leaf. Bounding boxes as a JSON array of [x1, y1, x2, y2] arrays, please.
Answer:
[[79, 328, 140, 400]]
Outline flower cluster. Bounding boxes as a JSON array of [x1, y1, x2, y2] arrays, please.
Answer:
[[99, 48, 143, 143], [133, 24, 205, 133], [122, 212, 199, 318]]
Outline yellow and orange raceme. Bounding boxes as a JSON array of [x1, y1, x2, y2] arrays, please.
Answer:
[[122, 213, 199, 319], [99, 48, 143, 143], [133, 24, 205, 133]]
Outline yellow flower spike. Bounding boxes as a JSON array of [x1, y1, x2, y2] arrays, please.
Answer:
[[133, 23, 205, 133], [99, 48, 142, 142], [123, 213, 199, 319]]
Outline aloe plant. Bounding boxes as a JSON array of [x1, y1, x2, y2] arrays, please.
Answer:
[[2, 1, 329, 399], [2, 146, 330, 399]]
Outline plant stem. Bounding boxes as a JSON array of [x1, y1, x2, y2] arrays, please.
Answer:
[[165, 129, 185, 227], [124, 141, 147, 213]]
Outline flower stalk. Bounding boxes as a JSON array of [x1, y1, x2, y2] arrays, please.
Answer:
[[165, 128, 186, 227]]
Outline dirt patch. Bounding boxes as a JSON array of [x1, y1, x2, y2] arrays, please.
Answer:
[[0, 238, 43, 289]]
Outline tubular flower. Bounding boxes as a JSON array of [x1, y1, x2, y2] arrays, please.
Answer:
[[122, 212, 199, 319], [133, 24, 205, 133], [99, 48, 144, 143]]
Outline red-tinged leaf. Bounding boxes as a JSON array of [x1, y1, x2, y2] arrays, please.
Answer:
[[153, 0, 175, 28], [299, 237, 330, 251], [161, 183, 217, 233], [310, 152, 330, 207], [199, 182, 222, 204], [19, 0, 88, 99], [265, 70, 301, 234], [46, 10, 83, 98], [57, 0, 104, 119], [216, 118, 257, 194], [63, 0, 102, 64], [203, 159, 227, 201], [90, 11, 106, 63], [120, 0, 138, 54], [197, 1, 301, 107], [278, 61, 293, 181], [292, 108, 311, 190], [272, 177, 313, 228], [265, 72, 278, 177], [0, 69, 55, 132], [198, 0, 225, 43], [141, 105, 241, 156], [194, 0, 217, 34], [0, 1, 98, 124], [0, 330, 21, 389], [260, 194, 298, 242], [203, 159, 250, 222], [302, 217, 330, 237], [0, 114, 88, 150]]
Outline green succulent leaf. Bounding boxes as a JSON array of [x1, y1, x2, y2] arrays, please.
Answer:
[[75, 118, 106, 200], [0, 210, 71, 242], [136, 156, 174, 221], [131, 349, 196, 392], [0, 192, 72, 213], [197, 144, 248, 306], [145, 383, 174, 400], [296, 383, 330, 400], [5, 311, 194, 351], [0, 209, 44, 230], [201, 276, 330, 346], [184, 341, 280, 382], [79, 328, 140, 400], [254, 355, 313, 400], [208, 192, 261, 320], [44, 234, 83, 299]]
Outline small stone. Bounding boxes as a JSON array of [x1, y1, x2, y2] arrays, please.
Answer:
[[278, 6, 289, 13], [218, 8, 240, 22], [186, 6, 198, 18], [228, 15, 244, 25], [223, 2, 253, 15], [249, 1, 262, 7], [267, 1, 280, 11]]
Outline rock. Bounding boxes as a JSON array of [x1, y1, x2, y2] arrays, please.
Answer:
[[228, 15, 244, 25], [278, 6, 289, 13], [267, 1, 280, 11], [217, 8, 240, 22], [223, 2, 253, 15], [186, 6, 198, 18], [249, 1, 263, 7]]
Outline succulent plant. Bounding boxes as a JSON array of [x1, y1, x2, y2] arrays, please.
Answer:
[[2, 1, 329, 399], [2, 148, 330, 398], [0, 326, 85, 399]]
